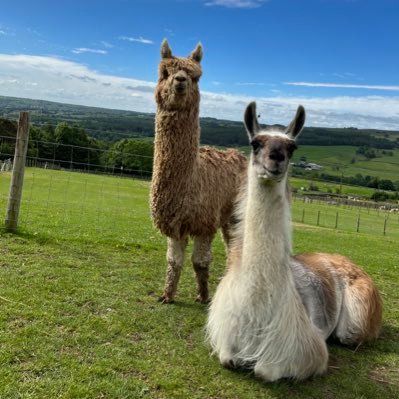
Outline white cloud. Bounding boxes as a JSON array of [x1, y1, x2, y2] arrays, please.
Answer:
[[285, 81, 399, 92], [0, 54, 398, 130], [0, 30, 6, 35], [100, 41, 114, 48], [119, 36, 154, 44], [236, 82, 276, 86], [72, 48, 108, 55], [204, 0, 268, 8]]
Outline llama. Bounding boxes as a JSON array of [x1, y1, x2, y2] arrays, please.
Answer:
[[150, 40, 247, 304], [207, 102, 382, 381]]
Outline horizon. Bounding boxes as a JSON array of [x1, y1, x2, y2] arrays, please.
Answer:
[[0, 0, 398, 130], [2, 94, 399, 133]]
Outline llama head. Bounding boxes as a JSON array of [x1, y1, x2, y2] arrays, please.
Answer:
[[155, 39, 203, 111], [244, 102, 305, 182]]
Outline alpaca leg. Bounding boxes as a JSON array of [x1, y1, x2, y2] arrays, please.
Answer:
[[192, 235, 214, 303], [160, 237, 188, 304]]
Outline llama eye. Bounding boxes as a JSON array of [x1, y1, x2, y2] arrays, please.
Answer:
[[251, 140, 261, 153], [287, 142, 298, 157], [162, 69, 169, 79]]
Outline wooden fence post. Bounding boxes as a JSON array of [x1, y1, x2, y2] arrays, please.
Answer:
[[317, 210, 320, 226], [383, 216, 387, 236], [335, 211, 339, 229], [4, 112, 30, 232], [356, 213, 360, 233]]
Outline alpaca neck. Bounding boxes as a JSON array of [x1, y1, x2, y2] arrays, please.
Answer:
[[154, 105, 200, 179], [241, 169, 292, 280]]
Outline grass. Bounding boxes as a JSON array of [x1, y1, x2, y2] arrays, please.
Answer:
[[290, 176, 378, 198], [0, 168, 398, 398], [292, 146, 399, 182]]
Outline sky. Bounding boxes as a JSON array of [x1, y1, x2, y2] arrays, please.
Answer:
[[0, 0, 398, 130]]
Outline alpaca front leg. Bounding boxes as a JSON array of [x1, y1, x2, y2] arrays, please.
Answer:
[[192, 235, 213, 303], [160, 237, 188, 304]]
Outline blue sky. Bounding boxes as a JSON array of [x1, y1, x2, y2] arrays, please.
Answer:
[[0, 0, 398, 129]]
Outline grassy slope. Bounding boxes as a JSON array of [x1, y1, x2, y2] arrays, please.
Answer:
[[0, 169, 398, 398], [293, 146, 399, 182]]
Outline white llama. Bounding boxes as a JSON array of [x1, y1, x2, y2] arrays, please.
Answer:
[[207, 102, 382, 381]]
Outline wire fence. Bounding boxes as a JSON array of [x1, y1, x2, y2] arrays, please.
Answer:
[[291, 195, 399, 237], [1, 114, 398, 239], [0, 117, 153, 237]]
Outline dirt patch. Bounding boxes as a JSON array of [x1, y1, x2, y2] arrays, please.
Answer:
[[369, 367, 399, 386]]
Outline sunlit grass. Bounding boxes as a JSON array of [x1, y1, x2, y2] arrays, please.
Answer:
[[0, 168, 398, 398]]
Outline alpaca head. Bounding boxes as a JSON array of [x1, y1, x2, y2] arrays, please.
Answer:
[[155, 39, 203, 111], [244, 102, 305, 183]]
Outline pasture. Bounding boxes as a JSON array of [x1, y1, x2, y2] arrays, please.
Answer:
[[0, 168, 398, 398], [293, 146, 399, 182]]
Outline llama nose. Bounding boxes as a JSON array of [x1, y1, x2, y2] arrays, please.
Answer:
[[269, 152, 285, 162]]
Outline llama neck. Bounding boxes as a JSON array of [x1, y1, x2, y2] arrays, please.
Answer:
[[241, 169, 292, 278]]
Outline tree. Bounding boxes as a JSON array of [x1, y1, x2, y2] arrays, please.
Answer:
[[52, 123, 101, 169], [378, 179, 395, 191], [104, 139, 154, 176]]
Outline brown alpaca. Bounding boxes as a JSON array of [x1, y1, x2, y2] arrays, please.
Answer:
[[151, 40, 247, 304]]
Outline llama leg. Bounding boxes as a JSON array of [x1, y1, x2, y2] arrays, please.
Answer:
[[160, 237, 188, 304], [192, 235, 214, 303]]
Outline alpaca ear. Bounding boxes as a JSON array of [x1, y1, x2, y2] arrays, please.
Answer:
[[285, 105, 305, 140], [244, 101, 261, 140], [161, 39, 173, 59], [190, 43, 203, 63]]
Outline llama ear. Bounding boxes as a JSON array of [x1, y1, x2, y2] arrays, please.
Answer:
[[244, 101, 261, 140], [190, 43, 203, 63], [285, 105, 305, 140], [161, 39, 173, 59]]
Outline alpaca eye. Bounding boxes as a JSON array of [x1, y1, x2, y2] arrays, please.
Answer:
[[162, 69, 169, 79]]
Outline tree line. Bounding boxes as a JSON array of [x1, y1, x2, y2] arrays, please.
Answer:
[[0, 118, 153, 176], [1, 116, 398, 198]]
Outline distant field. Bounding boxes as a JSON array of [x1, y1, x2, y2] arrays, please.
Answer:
[[290, 176, 377, 198], [293, 145, 399, 182], [0, 168, 398, 398]]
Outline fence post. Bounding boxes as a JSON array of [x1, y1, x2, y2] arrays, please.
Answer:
[[383, 216, 387, 236], [4, 112, 30, 232], [317, 210, 320, 226], [301, 209, 305, 223], [335, 211, 339, 229], [356, 213, 360, 233]]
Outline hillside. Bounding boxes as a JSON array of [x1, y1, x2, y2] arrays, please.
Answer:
[[1, 95, 398, 148]]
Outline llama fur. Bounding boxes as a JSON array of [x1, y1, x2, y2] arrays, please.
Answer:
[[207, 102, 382, 381], [150, 40, 247, 303]]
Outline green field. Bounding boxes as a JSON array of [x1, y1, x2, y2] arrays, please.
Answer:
[[290, 176, 378, 198], [0, 168, 398, 398], [293, 145, 399, 182]]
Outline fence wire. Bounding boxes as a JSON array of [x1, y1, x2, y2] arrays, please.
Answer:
[[1, 134, 153, 238], [1, 133, 398, 239]]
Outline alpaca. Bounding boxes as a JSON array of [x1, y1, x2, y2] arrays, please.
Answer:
[[150, 40, 247, 304], [207, 102, 382, 381]]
